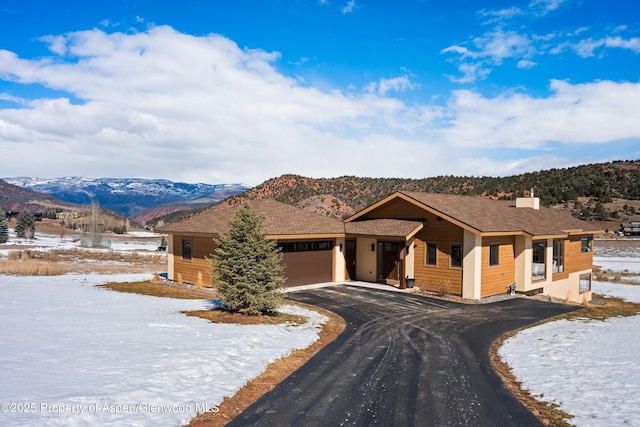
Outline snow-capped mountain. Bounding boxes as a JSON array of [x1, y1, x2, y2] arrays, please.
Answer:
[[3, 177, 248, 217]]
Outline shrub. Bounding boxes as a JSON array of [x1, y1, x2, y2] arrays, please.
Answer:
[[15, 211, 35, 239], [0, 216, 8, 244]]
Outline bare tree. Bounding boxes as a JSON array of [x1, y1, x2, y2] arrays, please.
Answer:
[[88, 199, 105, 247]]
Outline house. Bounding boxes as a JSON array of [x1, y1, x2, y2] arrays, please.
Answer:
[[157, 192, 602, 304], [621, 220, 640, 236]]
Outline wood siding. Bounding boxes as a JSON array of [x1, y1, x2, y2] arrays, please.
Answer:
[[172, 234, 216, 287], [171, 233, 335, 288], [412, 212, 464, 296], [359, 197, 428, 220], [480, 236, 515, 297], [566, 235, 594, 273]]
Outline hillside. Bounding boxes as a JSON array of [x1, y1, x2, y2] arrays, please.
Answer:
[[130, 185, 250, 224], [0, 179, 84, 214], [230, 160, 640, 222]]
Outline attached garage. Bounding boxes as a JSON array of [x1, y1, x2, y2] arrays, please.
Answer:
[[278, 240, 334, 286], [158, 200, 346, 289]]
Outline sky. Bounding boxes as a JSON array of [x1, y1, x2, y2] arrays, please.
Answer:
[[1, 0, 639, 186]]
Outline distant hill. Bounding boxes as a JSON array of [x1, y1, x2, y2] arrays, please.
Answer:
[[130, 185, 250, 224], [0, 179, 84, 214], [226, 159, 640, 223], [3, 177, 248, 218]]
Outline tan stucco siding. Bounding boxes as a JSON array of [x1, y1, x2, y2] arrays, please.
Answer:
[[355, 237, 378, 282], [334, 237, 347, 282], [480, 235, 516, 297]]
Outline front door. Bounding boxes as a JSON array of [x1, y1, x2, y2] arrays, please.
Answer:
[[377, 241, 401, 284], [345, 240, 356, 280]]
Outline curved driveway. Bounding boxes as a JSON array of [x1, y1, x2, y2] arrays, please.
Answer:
[[229, 285, 579, 427]]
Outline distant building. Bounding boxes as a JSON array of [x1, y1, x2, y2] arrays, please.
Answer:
[[621, 221, 640, 237]]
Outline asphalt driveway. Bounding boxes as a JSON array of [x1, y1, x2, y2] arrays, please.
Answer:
[[229, 285, 579, 427]]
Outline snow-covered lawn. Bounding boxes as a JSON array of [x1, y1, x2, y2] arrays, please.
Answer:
[[0, 274, 326, 426], [500, 240, 640, 427], [0, 229, 164, 256]]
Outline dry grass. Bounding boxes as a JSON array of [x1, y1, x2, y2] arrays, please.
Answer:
[[491, 294, 640, 426], [183, 309, 307, 326], [98, 280, 346, 427], [0, 248, 165, 275], [593, 268, 640, 286], [98, 280, 216, 299]]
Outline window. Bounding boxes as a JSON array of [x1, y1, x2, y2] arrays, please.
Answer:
[[277, 240, 334, 252], [182, 238, 192, 261], [489, 244, 499, 266], [532, 240, 546, 281], [581, 236, 592, 253], [426, 243, 437, 266], [553, 239, 565, 274], [579, 273, 592, 293], [450, 244, 462, 268]]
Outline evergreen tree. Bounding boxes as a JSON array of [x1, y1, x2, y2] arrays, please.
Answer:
[[15, 211, 35, 239], [210, 202, 285, 316], [0, 215, 8, 244]]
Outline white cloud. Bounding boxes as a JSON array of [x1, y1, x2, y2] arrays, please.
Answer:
[[373, 75, 419, 96], [529, 0, 570, 15], [0, 27, 638, 185], [517, 59, 537, 69], [570, 36, 640, 57], [477, 6, 523, 25], [443, 79, 640, 149], [341, 0, 356, 14], [442, 30, 534, 82], [445, 62, 491, 84]]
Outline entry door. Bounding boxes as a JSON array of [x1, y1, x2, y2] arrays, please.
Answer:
[[345, 240, 356, 280], [377, 242, 401, 284]]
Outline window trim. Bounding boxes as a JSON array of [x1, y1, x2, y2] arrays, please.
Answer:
[[553, 239, 565, 274], [182, 238, 192, 261], [450, 243, 462, 269], [277, 240, 334, 253], [489, 243, 500, 266], [426, 242, 437, 266], [579, 273, 592, 293], [581, 235, 593, 253], [532, 240, 546, 281]]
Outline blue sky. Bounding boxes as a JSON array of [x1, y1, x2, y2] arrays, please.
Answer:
[[1, 0, 639, 185]]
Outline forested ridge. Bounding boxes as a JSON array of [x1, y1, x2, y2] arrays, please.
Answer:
[[153, 160, 640, 226]]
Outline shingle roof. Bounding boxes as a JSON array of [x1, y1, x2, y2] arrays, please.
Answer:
[[399, 191, 602, 236], [345, 219, 423, 238], [156, 199, 345, 236]]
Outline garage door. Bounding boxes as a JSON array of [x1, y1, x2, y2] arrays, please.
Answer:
[[282, 250, 333, 287]]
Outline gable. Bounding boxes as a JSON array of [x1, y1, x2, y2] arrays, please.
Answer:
[[352, 197, 428, 221]]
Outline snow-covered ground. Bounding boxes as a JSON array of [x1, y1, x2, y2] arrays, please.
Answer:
[[2, 232, 638, 426], [0, 274, 327, 426], [500, 239, 640, 427], [0, 230, 164, 256]]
